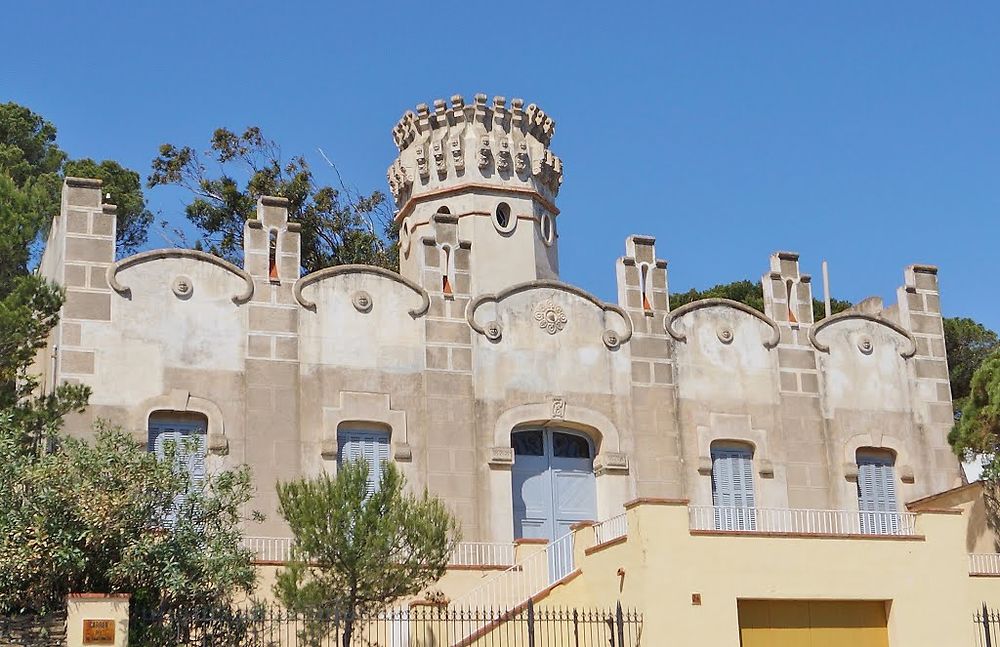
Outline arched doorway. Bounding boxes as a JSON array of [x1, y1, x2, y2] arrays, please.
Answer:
[[511, 428, 597, 542]]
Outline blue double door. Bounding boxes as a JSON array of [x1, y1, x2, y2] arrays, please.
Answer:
[[511, 428, 597, 543]]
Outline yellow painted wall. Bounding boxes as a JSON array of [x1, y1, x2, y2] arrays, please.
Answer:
[[245, 563, 509, 607], [532, 501, 1000, 647]]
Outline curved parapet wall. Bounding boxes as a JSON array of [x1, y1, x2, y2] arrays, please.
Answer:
[[107, 249, 255, 304], [809, 311, 917, 359], [467, 279, 633, 349], [665, 298, 781, 349], [294, 264, 430, 317]]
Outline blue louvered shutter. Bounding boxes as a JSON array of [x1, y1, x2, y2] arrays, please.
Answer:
[[712, 446, 756, 530], [148, 418, 207, 524], [338, 429, 390, 494], [857, 453, 898, 534]]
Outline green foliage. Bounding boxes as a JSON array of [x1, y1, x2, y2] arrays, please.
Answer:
[[950, 352, 1000, 480], [0, 423, 259, 625], [0, 102, 151, 257], [149, 127, 398, 274], [669, 278, 851, 321], [943, 317, 999, 410], [275, 460, 458, 645]]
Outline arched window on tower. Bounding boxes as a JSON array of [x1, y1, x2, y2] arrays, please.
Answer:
[[639, 263, 653, 312], [786, 279, 797, 324], [268, 230, 279, 281], [441, 244, 454, 297]]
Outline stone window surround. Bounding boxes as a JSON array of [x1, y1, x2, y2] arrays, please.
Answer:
[[131, 389, 227, 454], [842, 433, 915, 484], [321, 391, 411, 462], [488, 401, 628, 475], [695, 414, 775, 479]]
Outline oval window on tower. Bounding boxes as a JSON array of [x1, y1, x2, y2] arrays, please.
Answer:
[[539, 213, 554, 246], [494, 202, 515, 234]]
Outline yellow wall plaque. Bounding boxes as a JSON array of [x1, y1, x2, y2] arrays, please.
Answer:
[[82, 619, 115, 645]]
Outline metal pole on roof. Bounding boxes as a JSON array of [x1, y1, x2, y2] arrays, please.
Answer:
[[822, 260, 832, 319]]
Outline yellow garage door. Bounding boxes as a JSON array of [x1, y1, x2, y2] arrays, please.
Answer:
[[738, 600, 889, 647]]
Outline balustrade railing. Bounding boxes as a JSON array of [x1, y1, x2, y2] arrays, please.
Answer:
[[971, 553, 1000, 575], [455, 531, 576, 613], [242, 536, 516, 567], [449, 541, 516, 567], [593, 513, 628, 545], [688, 505, 918, 536]]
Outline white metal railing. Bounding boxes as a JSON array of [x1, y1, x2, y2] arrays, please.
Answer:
[[454, 531, 576, 612], [243, 536, 292, 562], [970, 554, 1000, 575], [593, 513, 628, 545], [688, 505, 918, 536], [242, 536, 515, 568], [448, 542, 516, 567]]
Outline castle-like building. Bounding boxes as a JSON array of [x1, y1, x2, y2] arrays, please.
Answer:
[[39, 93, 959, 544], [41, 93, 1000, 645]]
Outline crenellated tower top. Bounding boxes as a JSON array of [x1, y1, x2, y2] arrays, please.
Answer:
[[391, 94, 565, 296], [387, 94, 563, 214]]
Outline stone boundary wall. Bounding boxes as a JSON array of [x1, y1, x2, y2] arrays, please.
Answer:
[[0, 612, 67, 647]]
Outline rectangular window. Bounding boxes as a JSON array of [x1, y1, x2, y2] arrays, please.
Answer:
[[338, 428, 390, 494], [712, 445, 756, 531], [148, 416, 208, 523], [857, 452, 898, 535]]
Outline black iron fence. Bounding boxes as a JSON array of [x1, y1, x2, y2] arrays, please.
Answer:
[[975, 603, 1000, 646], [134, 600, 642, 647]]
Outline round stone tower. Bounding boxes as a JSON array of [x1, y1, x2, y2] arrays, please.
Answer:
[[388, 94, 563, 297]]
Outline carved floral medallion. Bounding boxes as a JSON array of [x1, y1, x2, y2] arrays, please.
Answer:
[[534, 299, 568, 335]]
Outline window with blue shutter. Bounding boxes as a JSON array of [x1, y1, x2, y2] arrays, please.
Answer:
[[338, 428, 391, 494], [148, 414, 208, 524], [711, 443, 756, 531], [857, 449, 898, 534]]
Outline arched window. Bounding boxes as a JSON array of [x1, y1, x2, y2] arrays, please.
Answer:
[[440, 245, 454, 297], [338, 424, 390, 494], [711, 441, 756, 530], [786, 279, 797, 324], [148, 411, 208, 523], [268, 230, 279, 281], [856, 448, 899, 534], [639, 263, 653, 312]]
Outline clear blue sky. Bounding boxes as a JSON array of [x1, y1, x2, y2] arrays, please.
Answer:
[[2, 2, 997, 329]]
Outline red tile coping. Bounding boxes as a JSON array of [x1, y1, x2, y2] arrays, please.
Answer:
[[624, 497, 689, 510], [584, 535, 627, 556], [513, 537, 549, 546], [446, 564, 511, 571], [67, 593, 131, 599], [570, 520, 597, 530], [254, 559, 510, 571], [911, 507, 963, 515], [689, 530, 926, 541]]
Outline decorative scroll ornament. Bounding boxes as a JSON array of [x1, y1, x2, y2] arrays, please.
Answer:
[[172, 275, 193, 299], [352, 290, 373, 313], [485, 320, 503, 342], [602, 329, 621, 349], [551, 397, 566, 419], [717, 326, 734, 344], [515, 142, 529, 174], [534, 299, 568, 335]]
